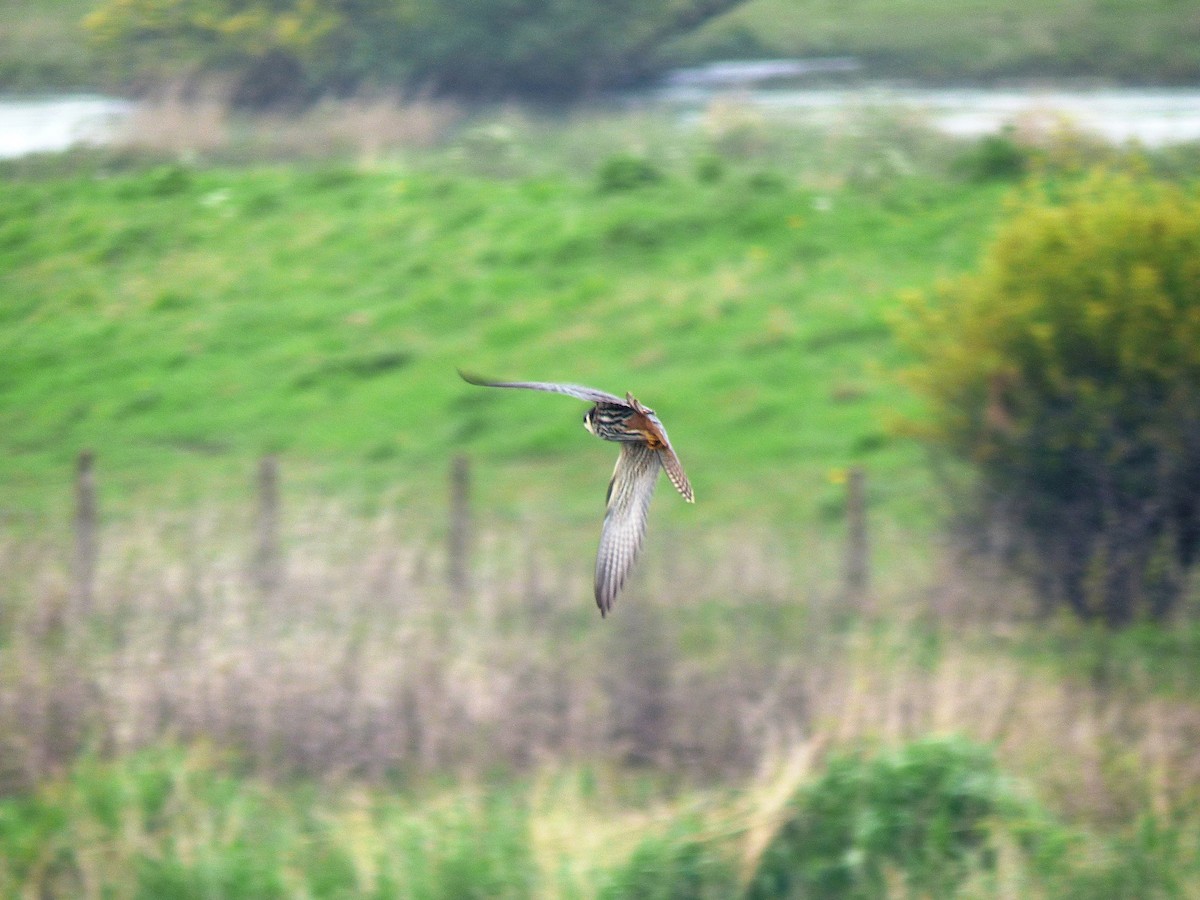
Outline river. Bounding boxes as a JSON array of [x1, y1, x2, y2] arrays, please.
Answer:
[[0, 94, 133, 160], [655, 83, 1200, 147], [3, 83, 1200, 159]]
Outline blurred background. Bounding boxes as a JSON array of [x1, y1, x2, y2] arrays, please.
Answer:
[[3, 1, 1200, 896]]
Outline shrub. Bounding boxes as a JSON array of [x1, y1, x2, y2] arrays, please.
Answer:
[[84, 0, 746, 105], [898, 173, 1200, 625], [748, 737, 1024, 899], [0, 746, 541, 898], [596, 154, 664, 193], [694, 154, 726, 184], [952, 129, 1031, 182], [601, 817, 739, 900]]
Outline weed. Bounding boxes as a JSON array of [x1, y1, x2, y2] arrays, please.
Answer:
[[596, 154, 664, 193]]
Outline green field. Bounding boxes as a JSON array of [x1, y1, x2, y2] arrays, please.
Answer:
[[682, 0, 1200, 83], [0, 129, 1012, 528]]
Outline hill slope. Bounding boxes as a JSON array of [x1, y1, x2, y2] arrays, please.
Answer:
[[0, 159, 1010, 526]]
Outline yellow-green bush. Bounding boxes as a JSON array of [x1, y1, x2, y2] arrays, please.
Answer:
[[84, 0, 348, 101], [899, 172, 1200, 624], [83, 0, 744, 104]]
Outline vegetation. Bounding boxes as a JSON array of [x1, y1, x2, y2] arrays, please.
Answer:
[[751, 739, 1002, 898], [0, 746, 541, 898], [0, 0, 97, 90], [899, 174, 1200, 624], [4, 30, 1200, 892], [0, 114, 1018, 527], [3, 436, 1200, 894], [7, 0, 1200, 93], [82, 0, 746, 104], [3, 736, 1197, 897], [680, 0, 1200, 84]]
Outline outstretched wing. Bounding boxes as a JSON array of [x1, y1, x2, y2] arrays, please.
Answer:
[[594, 442, 661, 616], [657, 444, 694, 503], [458, 370, 626, 406], [637, 409, 695, 503]]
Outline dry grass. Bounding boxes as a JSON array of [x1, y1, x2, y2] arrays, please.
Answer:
[[113, 83, 463, 162], [3, 500, 1200, 842]]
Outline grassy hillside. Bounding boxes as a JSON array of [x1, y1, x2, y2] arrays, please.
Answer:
[[681, 0, 1200, 83], [0, 145, 1012, 528]]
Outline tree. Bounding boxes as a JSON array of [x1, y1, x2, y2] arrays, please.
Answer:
[[85, 0, 748, 105], [898, 173, 1200, 625]]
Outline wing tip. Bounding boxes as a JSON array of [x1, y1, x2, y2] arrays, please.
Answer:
[[595, 562, 625, 617], [457, 368, 490, 386], [676, 479, 696, 503], [595, 585, 614, 617]]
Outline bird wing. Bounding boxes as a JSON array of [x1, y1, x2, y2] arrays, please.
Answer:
[[594, 442, 661, 616], [657, 444, 694, 503], [458, 370, 627, 406], [637, 409, 695, 503]]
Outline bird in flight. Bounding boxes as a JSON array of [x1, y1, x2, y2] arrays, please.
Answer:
[[459, 371, 694, 616]]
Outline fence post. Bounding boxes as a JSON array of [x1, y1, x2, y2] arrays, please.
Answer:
[[845, 465, 870, 609], [447, 454, 471, 601], [255, 454, 281, 596], [73, 449, 98, 613]]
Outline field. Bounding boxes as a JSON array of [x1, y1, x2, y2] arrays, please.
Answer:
[[682, 0, 1200, 83], [4, 101, 1200, 896], [1, 109, 1012, 527]]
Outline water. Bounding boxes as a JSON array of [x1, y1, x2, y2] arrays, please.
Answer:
[[0, 94, 133, 160], [3, 83, 1200, 159], [657, 84, 1200, 147]]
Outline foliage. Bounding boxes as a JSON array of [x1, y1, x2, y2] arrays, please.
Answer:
[[0, 746, 540, 898], [898, 173, 1200, 624], [951, 129, 1032, 182], [0, 143, 1013, 526], [1009, 619, 1200, 696], [596, 153, 665, 193], [600, 817, 739, 900], [0, 0, 98, 90], [675, 0, 1200, 84], [2, 738, 1198, 897], [84, 0, 373, 105], [748, 736, 1032, 899], [12, 0, 1200, 94], [83, 0, 746, 104]]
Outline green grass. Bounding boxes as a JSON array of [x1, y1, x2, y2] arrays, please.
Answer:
[[680, 0, 1200, 83], [3, 740, 1196, 898], [996, 618, 1200, 698], [0, 146, 1013, 528], [0, 746, 542, 898]]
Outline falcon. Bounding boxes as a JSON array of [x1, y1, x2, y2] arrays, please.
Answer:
[[459, 371, 694, 615]]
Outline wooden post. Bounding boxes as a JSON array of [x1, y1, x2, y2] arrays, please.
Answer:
[[255, 455, 281, 596], [447, 454, 471, 601], [845, 465, 870, 609], [73, 450, 98, 613]]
